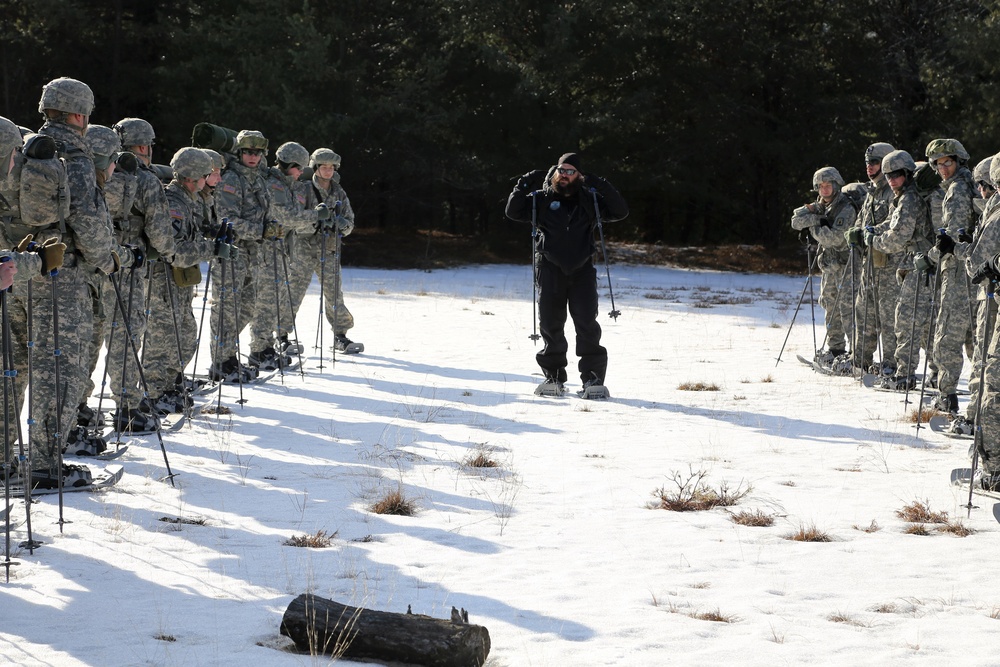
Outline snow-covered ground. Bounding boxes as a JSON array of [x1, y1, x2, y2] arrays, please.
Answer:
[[0, 261, 994, 666]]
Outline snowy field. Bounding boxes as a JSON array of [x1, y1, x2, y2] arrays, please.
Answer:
[[0, 260, 996, 666]]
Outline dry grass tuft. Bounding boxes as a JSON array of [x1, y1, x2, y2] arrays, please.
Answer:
[[202, 405, 232, 415], [903, 524, 931, 536], [677, 381, 721, 392], [158, 516, 207, 526], [990, 607, 1000, 620], [907, 408, 946, 423], [827, 612, 868, 627], [869, 602, 897, 614], [785, 523, 832, 542], [760, 374, 774, 383], [853, 520, 881, 533], [284, 530, 336, 548], [730, 509, 774, 527], [463, 449, 500, 469], [896, 500, 949, 524], [154, 633, 177, 642], [370, 487, 418, 516], [938, 520, 975, 537], [690, 608, 738, 623], [653, 468, 751, 512]]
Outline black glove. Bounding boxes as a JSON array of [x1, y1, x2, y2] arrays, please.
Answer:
[[972, 254, 1000, 285], [517, 169, 546, 192], [124, 243, 144, 269], [935, 231, 956, 256], [959, 228, 974, 243], [818, 217, 830, 228]]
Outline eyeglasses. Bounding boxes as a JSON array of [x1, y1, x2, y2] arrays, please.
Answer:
[[242, 149, 264, 157], [934, 158, 955, 169], [885, 170, 906, 180], [979, 180, 994, 190], [556, 167, 577, 176]]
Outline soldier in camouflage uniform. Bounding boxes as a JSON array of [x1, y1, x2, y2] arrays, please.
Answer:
[[790, 166, 857, 370], [848, 142, 900, 374], [98, 118, 177, 431], [8, 78, 121, 487], [856, 150, 935, 390], [210, 130, 271, 382], [143, 148, 220, 411], [925, 139, 978, 414], [287, 148, 362, 353], [248, 141, 326, 370], [950, 155, 1000, 435]]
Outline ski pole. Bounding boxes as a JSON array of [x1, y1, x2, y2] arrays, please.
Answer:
[[227, 227, 247, 406], [966, 278, 997, 516], [21, 280, 36, 551], [191, 258, 212, 395], [269, 230, 286, 383], [162, 261, 193, 420], [277, 235, 305, 376], [213, 222, 232, 414], [908, 262, 937, 410], [48, 268, 67, 531], [775, 248, 820, 366], [331, 201, 344, 366], [315, 224, 328, 371], [1, 258, 15, 580], [528, 191, 541, 343], [589, 188, 620, 320], [107, 271, 176, 486]]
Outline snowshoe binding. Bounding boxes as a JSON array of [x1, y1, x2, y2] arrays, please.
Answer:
[[64, 426, 108, 457], [333, 334, 364, 354]]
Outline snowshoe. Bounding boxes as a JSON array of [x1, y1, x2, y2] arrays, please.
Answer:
[[277, 335, 304, 356], [333, 334, 364, 354], [28, 463, 93, 490], [151, 389, 192, 415], [933, 392, 959, 415], [878, 374, 916, 391], [829, 353, 857, 377], [64, 426, 108, 457], [77, 403, 105, 429], [948, 416, 975, 436], [577, 374, 610, 400], [248, 346, 293, 371], [534, 377, 566, 397], [981, 470, 1000, 492], [113, 408, 160, 434], [209, 357, 259, 384]]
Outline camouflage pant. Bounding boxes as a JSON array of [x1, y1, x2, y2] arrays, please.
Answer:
[[249, 237, 295, 353], [893, 267, 935, 376], [932, 258, 974, 396], [966, 297, 994, 421], [83, 268, 149, 411], [288, 232, 354, 335], [975, 292, 1000, 472], [818, 258, 856, 353], [209, 243, 256, 364], [143, 263, 199, 397], [853, 261, 900, 369], [8, 267, 94, 472]]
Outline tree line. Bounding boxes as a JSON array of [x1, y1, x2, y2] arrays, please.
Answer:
[[0, 0, 993, 252]]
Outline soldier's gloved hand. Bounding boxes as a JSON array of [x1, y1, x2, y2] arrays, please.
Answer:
[[108, 250, 122, 275], [517, 169, 546, 192], [845, 227, 864, 247], [971, 261, 999, 285], [863, 226, 877, 248], [817, 217, 830, 228], [124, 243, 144, 269], [229, 244, 240, 262], [896, 269, 907, 285], [16, 234, 34, 253], [335, 215, 350, 233], [34, 237, 66, 275], [959, 228, 974, 243], [913, 253, 936, 274], [264, 220, 284, 239], [935, 231, 956, 256], [213, 238, 231, 259]]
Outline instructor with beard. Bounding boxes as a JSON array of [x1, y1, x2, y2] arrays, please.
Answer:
[[506, 152, 628, 398]]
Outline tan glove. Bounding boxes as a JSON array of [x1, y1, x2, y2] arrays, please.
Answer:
[[37, 237, 66, 274], [16, 234, 34, 253]]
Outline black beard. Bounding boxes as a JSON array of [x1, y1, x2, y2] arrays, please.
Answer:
[[553, 178, 582, 198]]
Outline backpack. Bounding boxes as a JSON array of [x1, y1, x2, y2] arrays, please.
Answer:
[[913, 162, 943, 201], [4, 133, 71, 229]]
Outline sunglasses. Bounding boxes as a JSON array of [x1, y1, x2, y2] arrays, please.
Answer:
[[556, 167, 577, 176], [866, 159, 881, 166], [885, 170, 906, 180]]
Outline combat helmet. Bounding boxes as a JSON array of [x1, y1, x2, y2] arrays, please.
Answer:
[[170, 147, 214, 180], [85, 124, 123, 171], [235, 130, 268, 153], [114, 118, 155, 148], [926, 138, 970, 164], [974, 156, 994, 188], [812, 166, 844, 191], [201, 149, 225, 171], [0, 116, 23, 167], [275, 142, 310, 168], [309, 147, 341, 169], [865, 142, 895, 165], [38, 77, 95, 116], [881, 150, 917, 175], [989, 153, 1000, 190]]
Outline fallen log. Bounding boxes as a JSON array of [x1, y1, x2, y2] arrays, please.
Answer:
[[280, 593, 490, 666]]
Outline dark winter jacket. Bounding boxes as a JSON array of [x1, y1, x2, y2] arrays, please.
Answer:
[[506, 169, 628, 274]]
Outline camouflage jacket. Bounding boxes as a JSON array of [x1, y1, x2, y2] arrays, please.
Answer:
[[929, 167, 978, 267], [790, 192, 855, 266], [964, 192, 1000, 300], [165, 181, 215, 268], [871, 183, 933, 263], [217, 160, 271, 244], [123, 164, 177, 261], [311, 173, 356, 236], [266, 167, 319, 234]]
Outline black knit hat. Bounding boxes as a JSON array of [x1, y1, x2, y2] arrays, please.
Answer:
[[557, 152, 582, 172]]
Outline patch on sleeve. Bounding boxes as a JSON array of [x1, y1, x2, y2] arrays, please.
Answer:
[[295, 193, 306, 205], [221, 184, 238, 195], [270, 182, 286, 192], [169, 208, 184, 220]]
